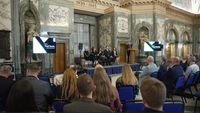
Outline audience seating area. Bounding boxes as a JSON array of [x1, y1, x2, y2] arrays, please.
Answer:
[[1, 63, 200, 113]]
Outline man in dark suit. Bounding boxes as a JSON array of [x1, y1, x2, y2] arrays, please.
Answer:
[[162, 57, 184, 93], [158, 56, 168, 80], [64, 74, 112, 113], [0, 65, 14, 110], [25, 63, 53, 112]]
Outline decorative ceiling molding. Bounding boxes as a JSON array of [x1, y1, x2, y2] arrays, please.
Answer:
[[121, 0, 171, 7], [75, 0, 120, 7]]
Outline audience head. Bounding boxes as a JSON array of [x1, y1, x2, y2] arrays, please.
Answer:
[[147, 56, 154, 63], [93, 67, 115, 104], [0, 64, 13, 78], [121, 64, 138, 85], [26, 63, 41, 77], [189, 56, 196, 63], [161, 56, 167, 63], [140, 77, 166, 111], [61, 68, 78, 100], [77, 74, 95, 98], [6, 80, 38, 112], [70, 64, 77, 74], [172, 56, 179, 65], [95, 64, 103, 69]]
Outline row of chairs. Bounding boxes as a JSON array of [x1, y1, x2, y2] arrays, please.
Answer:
[[116, 85, 184, 112], [124, 101, 184, 113], [157, 71, 200, 113]]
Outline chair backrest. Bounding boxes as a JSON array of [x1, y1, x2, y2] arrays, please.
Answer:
[[117, 85, 136, 102], [163, 101, 184, 113], [52, 100, 69, 113], [150, 71, 158, 78], [185, 73, 195, 88], [175, 76, 185, 89], [194, 71, 200, 84], [123, 101, 184, 113], [123, 102, 144, 112], [38, 75, 50, 83]]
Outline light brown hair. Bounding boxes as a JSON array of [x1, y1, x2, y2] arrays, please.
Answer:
[[120, 64, 138, 85], [61, 68, 79, 101], [77, 74, 94, 96], [140, 76, 166, 109], [93, 67, 115, 104]]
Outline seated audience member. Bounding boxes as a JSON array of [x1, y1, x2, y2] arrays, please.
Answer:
[[140, 56, 158, 78], [60, 68, 79, 101], [158, 56, 168, 80], [116, 64, 138, 87], [162, 57, 184, 93], [180, 55, 190, 72], [127, 77, 166, 113], [6, 80, 39, 112], [185, 56, 199, 78], [93, 67, 121, 112], [0, 65, 14, 109], [196, 54, 200, 68], [25, 63, 53, 112], [63, 74, 112, 113]]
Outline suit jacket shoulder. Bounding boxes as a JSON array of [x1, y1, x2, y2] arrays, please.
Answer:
[[63, 99, 112, 113]]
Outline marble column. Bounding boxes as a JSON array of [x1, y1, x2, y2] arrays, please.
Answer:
[[11, 0, 21, 74]]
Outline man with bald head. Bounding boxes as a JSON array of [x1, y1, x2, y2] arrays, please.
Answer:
[[140, 56, 158, 78], [162, 56, 184, 93]]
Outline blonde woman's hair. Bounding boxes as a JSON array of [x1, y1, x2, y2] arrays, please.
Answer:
[[121, 64, 138, 85], [93, 67, 115, 104], [61, 68, 79, 101]]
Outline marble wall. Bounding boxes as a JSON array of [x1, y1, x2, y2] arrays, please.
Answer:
[[39, 0, 74, 34], [114, 11, 131, 48], [0, 0, 11, 30], [98, 13, 114, 48]]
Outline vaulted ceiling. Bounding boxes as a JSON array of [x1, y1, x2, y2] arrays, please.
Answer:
[[170, 0, 200, 14]]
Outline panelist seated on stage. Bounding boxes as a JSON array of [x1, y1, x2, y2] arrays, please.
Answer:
[[84, 49, 90, 61]]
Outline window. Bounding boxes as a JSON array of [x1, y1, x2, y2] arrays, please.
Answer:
[[74, 23, 90, 57]]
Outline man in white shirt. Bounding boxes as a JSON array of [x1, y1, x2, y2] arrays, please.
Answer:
[[185, 56, 199, 78], [140, 56, 158, 78]]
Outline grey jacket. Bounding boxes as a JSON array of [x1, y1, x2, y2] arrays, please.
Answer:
[[26, 76, 53, 112], [63, 98, 112, 113]]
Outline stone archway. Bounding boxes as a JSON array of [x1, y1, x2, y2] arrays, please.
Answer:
[[19, 0, 40, 64], [134, 22, 153, 55], [165, 25, 179, 58], [181, 31, 191, 57]]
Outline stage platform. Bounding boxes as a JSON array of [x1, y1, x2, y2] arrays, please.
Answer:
[[84, 63, 140, 76]]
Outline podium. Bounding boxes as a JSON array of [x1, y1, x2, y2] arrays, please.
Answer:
[[128, 48, 137, 64]]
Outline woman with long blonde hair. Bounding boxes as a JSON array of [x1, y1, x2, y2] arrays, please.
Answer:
[[93, 66, 121, 112], [61, 68, 79, 101], [116, 64, 138, 87]]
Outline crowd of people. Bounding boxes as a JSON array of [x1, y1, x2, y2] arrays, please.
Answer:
[[84, 47, 118, 66], [0, 53, 200, 113]]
